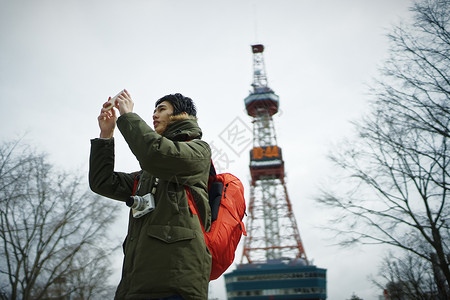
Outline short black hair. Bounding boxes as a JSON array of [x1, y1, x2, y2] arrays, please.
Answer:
[[155, 93, 197, 117]]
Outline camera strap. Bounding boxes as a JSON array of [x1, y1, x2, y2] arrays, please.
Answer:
[[151, 178, 159, 194], [132, 174, 159, 196]]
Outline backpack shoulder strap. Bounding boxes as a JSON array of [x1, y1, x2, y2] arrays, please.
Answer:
[[210, 160, 216, 176], [208, 160, 217, 190], [185, 187, 205, 232]]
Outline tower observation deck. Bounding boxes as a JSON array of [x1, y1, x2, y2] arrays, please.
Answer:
[[224, 45, 326, 300]]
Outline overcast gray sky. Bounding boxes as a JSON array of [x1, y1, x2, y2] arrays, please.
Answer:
[[0, 0, 415, 299]]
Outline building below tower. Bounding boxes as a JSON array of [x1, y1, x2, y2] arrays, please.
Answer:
[[225, 260, 327, 300]]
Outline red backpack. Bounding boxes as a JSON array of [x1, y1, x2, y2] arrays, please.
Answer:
[[186, 163, 247, 281]]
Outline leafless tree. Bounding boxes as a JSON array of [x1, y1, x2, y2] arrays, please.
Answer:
[[372, 251, 440, 299], [0, 139, 119, 299], [316, 0, 449, 296]]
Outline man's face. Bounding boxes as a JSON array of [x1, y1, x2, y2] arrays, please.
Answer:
[[153, 101, 174, 134]]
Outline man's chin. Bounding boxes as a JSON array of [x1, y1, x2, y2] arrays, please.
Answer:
[[155, 126, 163, 135]]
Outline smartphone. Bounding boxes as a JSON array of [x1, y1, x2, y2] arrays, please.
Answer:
[[106, 89, 125, 109]]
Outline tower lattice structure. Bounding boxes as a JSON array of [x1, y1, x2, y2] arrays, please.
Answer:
[[241, 44, 308, 264]]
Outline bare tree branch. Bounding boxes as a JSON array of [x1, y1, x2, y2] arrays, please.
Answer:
[[316, 0, 449, 296], [0, 139, 119, 299]]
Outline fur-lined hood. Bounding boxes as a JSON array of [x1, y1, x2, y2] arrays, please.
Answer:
[[164, 113, 202, 141], [168, 113, 198, 124]]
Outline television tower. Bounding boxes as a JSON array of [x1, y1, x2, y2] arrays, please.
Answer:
[[241, 44, 308, 264], [224, 45, 326, 300]]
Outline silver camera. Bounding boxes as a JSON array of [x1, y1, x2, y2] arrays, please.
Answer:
[[126, 193, 155, 218]]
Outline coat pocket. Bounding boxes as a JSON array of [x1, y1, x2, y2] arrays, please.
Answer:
[[147, 225, 196, 244]]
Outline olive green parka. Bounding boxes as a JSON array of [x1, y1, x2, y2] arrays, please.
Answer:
[[89, 112, 212, 300]]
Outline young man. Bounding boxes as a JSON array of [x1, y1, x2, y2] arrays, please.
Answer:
[[89, 90, 212, 300]]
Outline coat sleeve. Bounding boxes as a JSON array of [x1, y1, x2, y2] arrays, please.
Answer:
[[116, 113, 211, 185], [89, 138, 136, 201]]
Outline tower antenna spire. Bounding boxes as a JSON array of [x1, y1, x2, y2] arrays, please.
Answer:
[[253, 4, 259, 44]]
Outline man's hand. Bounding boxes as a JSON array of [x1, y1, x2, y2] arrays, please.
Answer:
[[116, 89, 134, 115], [98, 99, 117, 139]]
